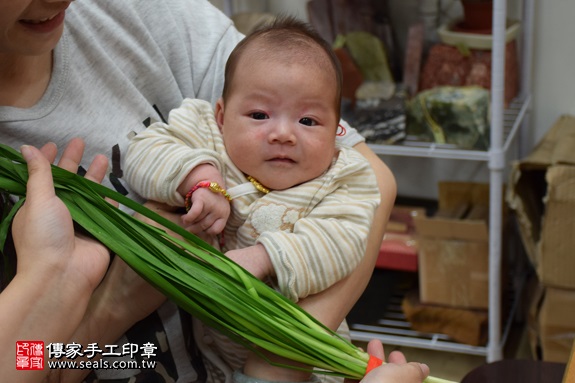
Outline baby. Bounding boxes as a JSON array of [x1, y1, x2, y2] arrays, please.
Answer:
[[125, 16, 380, 383]]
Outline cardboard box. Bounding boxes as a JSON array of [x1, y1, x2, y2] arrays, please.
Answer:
[[402, 289, 488, 346], [415, 182, 499, 309], [527, 279, 545, 360], [377, 233, 419, 272], [377, 205, 425, 272], [529, 284, 575, 363], [417, 239, 489, 309], [564, 341, 575, 383], [508, 115, 575, 289]]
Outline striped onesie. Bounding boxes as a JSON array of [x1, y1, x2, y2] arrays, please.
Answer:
[[124, 98, 380, 383]]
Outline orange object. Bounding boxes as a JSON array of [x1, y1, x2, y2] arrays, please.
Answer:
[[375, 205, 424, 272], [376, 233, 418, 272], [365, 355, 384, 375]]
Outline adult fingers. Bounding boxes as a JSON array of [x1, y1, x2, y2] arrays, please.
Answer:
[[39, 142, 58, 163], [388, 351, 429, 380], [56, 138, 116, 207], [57, 137, 86, 172], [83, 154, 119, 207], [404, 362, 430, 381], [366, 362, 430, 383], [21, 145, 56, 203], [84, 154, 109, 184], [40, 138, 107, 183], [37, 139, 108, 184], [366, 340, 385, 361], [386, 351, 430, 382], [414, 362, 430, 379]]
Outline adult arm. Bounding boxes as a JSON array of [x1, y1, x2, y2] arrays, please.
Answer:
[[301, 142, 396, 326], [0, 140, 110, 383], [51, 255, 169, 383], [89, 142, 395, 383]]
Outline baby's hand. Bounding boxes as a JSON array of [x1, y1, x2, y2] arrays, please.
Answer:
[[182, 188, 230, 236]]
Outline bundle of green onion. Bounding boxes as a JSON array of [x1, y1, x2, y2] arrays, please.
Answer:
[[0, 143, 452, 382]]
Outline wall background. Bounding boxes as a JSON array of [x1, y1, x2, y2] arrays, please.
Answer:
[[209, 0, 575, 199]]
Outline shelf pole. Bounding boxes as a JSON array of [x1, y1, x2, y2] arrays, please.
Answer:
[[487, 0, 507, 363], [519, 0, 535, 157], [223, 0, 234, 17], [520, 0, 535, 101]]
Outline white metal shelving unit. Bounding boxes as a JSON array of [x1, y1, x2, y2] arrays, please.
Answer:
[[349, 0, 535, 362]]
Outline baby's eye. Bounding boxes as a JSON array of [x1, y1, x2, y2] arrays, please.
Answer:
[[299, 117, 317, 126], [250, 112, 268, 120]]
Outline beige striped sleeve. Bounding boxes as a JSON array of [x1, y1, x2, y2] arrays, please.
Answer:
[[124, 99, 225, 206]]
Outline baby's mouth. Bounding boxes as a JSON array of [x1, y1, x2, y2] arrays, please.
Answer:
[[269, 157, 295, 164]]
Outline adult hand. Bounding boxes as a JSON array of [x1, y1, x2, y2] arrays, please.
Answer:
[[358, 340, 430, 383], [1, 139, 111, 383], [46, 138, 168, 326], [76, 202, 176, 343], [56, 254, 169, 383], [48, 151, 171, 383], [13, 139, 110, 294]]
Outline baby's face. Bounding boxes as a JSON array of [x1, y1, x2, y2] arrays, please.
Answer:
[[216, 56, 338, 191]]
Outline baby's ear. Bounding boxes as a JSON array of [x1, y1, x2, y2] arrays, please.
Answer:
[[214, 98, 225, 133]]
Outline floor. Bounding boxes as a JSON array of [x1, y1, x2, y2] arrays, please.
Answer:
[[396, 327, 531, 382], [392, 346, 487, 382], [353, 322, 533, 382], [347, 268, 536, 382]]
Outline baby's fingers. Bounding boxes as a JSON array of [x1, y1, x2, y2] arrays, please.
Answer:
[[182, 200, 206, 224]]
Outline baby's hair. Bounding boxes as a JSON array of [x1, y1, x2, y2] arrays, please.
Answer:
[[222, 15, 343, 118]]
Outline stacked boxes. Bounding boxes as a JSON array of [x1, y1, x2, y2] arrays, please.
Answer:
[[508, 115, 575, 363], [376, 205, 425, 272], [400, 181, 503, 346], [414, 181, 497, 310]]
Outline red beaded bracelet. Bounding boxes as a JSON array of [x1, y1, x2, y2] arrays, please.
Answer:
[[185, 181, 232, 212]]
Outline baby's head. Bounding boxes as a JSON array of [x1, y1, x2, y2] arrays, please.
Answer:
[[222, 16, 342, 121], [215, 16, 344, 191]]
